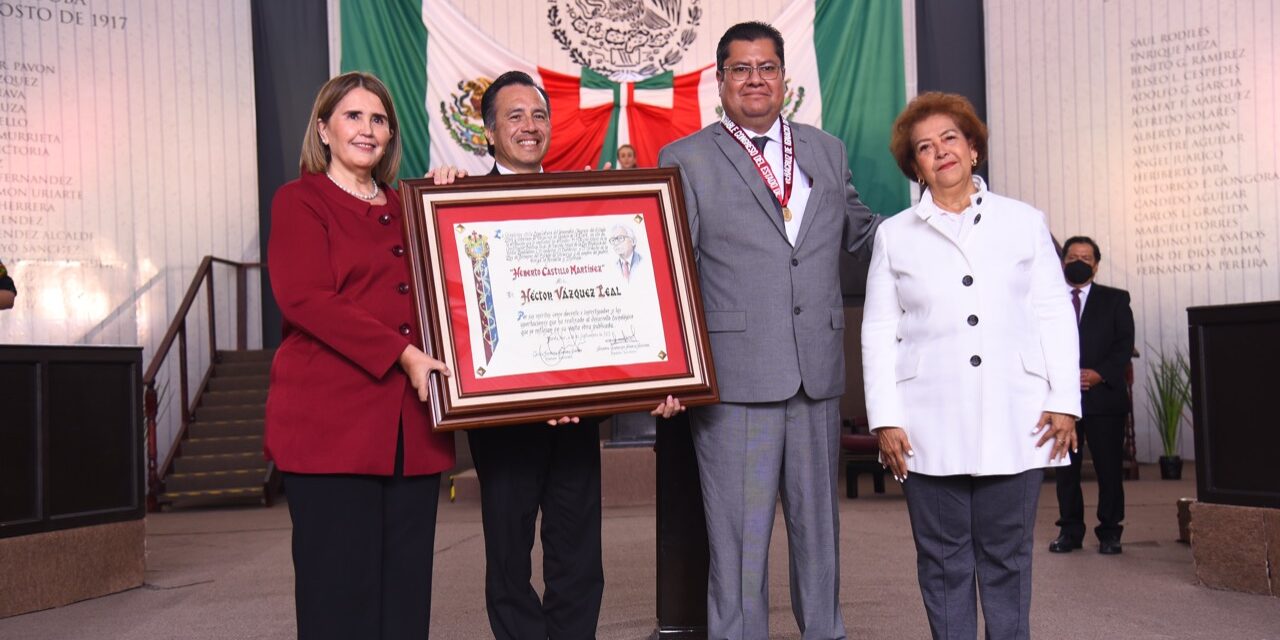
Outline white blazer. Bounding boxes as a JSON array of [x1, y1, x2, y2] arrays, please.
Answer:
[[861, 177, 1080, 476]]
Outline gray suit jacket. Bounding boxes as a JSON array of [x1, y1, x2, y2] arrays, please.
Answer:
[[659, 121, 881, 403]]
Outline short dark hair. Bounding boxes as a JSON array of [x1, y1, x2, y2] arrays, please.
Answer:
[[480, 71, 551, 156], [716, 21, 785, 72], [1061, 236, 1102, 261], [889, 92, 988, 183]]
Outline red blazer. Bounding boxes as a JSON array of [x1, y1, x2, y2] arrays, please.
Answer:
[[264, 172, 454, 475]]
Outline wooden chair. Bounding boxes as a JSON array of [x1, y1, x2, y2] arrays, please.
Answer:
[[841, 417, 885, 499], [1123, 349, 1140, 480]]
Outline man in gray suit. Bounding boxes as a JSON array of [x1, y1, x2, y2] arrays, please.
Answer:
[[659, 21, 881, 640]]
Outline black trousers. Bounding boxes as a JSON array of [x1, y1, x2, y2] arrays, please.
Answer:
[[1054, 413, 1126, 542], [284, 432, 442, 640], [903, 470, 1043, 640], [467, 421, 604, 640]]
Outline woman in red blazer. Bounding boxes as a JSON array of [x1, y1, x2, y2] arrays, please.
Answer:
[[266, 71, 452, 639]]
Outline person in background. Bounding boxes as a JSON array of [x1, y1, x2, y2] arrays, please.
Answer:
[[0, 259, 15, 310], [1051, 235, 1135, 555], [659, 21, 881, 638], [616, 143, 638, 169], [863, 91, 1080, 640], [265, 71, 453, 639], [428, 70, 682, 640]]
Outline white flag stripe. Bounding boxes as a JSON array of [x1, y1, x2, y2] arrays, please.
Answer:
[[772, 0, 824, 128], [423, 0, 538, 174]]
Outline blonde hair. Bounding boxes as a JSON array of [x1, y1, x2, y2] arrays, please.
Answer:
[[299, 72, 402, 184]]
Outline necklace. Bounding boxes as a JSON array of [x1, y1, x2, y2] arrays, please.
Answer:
[[326, 171, 379, 201]]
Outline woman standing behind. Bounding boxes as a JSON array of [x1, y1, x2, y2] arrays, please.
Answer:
[[862, 92, 1079, 640], [266, 71, 453, 639]]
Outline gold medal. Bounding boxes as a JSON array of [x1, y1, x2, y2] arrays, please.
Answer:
[[782, 206, 792, 222]]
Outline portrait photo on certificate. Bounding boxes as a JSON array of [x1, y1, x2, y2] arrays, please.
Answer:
[[400, 169, 717, 430]]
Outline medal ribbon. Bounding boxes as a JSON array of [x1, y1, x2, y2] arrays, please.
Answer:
[[720, 115, 794, 211]]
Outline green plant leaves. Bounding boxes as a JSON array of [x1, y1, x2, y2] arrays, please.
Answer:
[[1144, 345, 1191, 458]]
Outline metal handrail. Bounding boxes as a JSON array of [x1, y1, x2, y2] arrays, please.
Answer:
[[142, 256, 262, 511]]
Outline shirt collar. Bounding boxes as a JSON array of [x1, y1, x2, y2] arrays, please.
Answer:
[[734, 116, 783, 143], [1071, 282, 1093, 296], [916, 175, 988, 221], [495, 161, 543, 175]]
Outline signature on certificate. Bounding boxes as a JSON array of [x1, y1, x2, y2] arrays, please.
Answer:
[[535, 328, 583, 366], [605, 324, 639, 346]]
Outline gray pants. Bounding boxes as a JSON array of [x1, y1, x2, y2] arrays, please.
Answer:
[[903, 469, 1043, 640], [691, 393, 846, 640]]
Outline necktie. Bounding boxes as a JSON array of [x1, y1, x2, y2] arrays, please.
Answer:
[[621, 258, 631, 281], [751, 136, 786, 221], [1072, 288, 1082, 325]]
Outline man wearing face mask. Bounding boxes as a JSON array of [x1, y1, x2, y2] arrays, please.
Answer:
[[1051, 236, 1135, 555]]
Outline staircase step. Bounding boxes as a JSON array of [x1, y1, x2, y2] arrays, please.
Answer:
[[202, 389, 268, 406], [216, 349, 276, 363], [173, 452, 263, 473], [187, 419, 264, 439], [182, 435, 263, 456], [158, 486, 265, 506], [196, 405, 266, 422], [213, 361, 272, 377], [207, 374, 270, 392], [166, 468, 267, 493]]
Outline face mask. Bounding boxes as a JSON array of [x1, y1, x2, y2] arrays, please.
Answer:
[[1064, 260, 1094, 285]]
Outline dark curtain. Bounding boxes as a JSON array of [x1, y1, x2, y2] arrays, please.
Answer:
[[251, 0, 330, 348], [916, 0, 988, 185]]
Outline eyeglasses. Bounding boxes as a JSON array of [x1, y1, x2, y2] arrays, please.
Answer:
[[609, 235, 632, 245], [722, 64, 782, 82]]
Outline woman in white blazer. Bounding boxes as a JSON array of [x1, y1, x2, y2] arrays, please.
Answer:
[[862, 92, 1081, 640]]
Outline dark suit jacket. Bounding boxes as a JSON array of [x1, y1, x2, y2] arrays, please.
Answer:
[[1077, 283, 1135, 416]]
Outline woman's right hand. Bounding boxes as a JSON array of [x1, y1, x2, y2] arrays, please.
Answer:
[[875, 426, 914, 482], [398, 345, 451, 402], [424, 165, 467, 185]]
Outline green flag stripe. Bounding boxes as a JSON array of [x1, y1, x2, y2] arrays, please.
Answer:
[[580, 67, 621, 168], [635, 70, 674, 89], [340, 0, 430, 182], [815, 0, 909, 215]]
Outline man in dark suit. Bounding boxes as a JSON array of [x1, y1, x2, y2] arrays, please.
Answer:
[[440, 70, 681, 640], [1051, 236, 1135, 555], [462, 70, 604, 640]]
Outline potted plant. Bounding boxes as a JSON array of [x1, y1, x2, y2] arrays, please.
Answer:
[[1144, 346, 1191, 479]]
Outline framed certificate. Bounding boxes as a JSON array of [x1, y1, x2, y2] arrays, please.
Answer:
[[399, 168, 718, 431]]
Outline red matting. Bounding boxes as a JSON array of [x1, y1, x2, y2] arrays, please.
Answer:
[[435, 194, 690, 397]]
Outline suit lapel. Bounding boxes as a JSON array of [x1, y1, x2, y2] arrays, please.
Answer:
[[792, 126, 826, 250], [712, 127, 788, 239], [1078, 285, 1105, 334]]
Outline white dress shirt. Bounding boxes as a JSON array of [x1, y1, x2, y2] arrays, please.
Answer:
[[495, 162, 542, 175], [741, 118, 812, 245]]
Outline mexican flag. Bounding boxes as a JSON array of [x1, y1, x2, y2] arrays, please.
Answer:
[[334, 0, 909, 214]]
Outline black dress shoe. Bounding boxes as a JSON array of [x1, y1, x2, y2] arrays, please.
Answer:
[[1099, 540, 1123, 555], [1048, 535, 1083, 553]]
